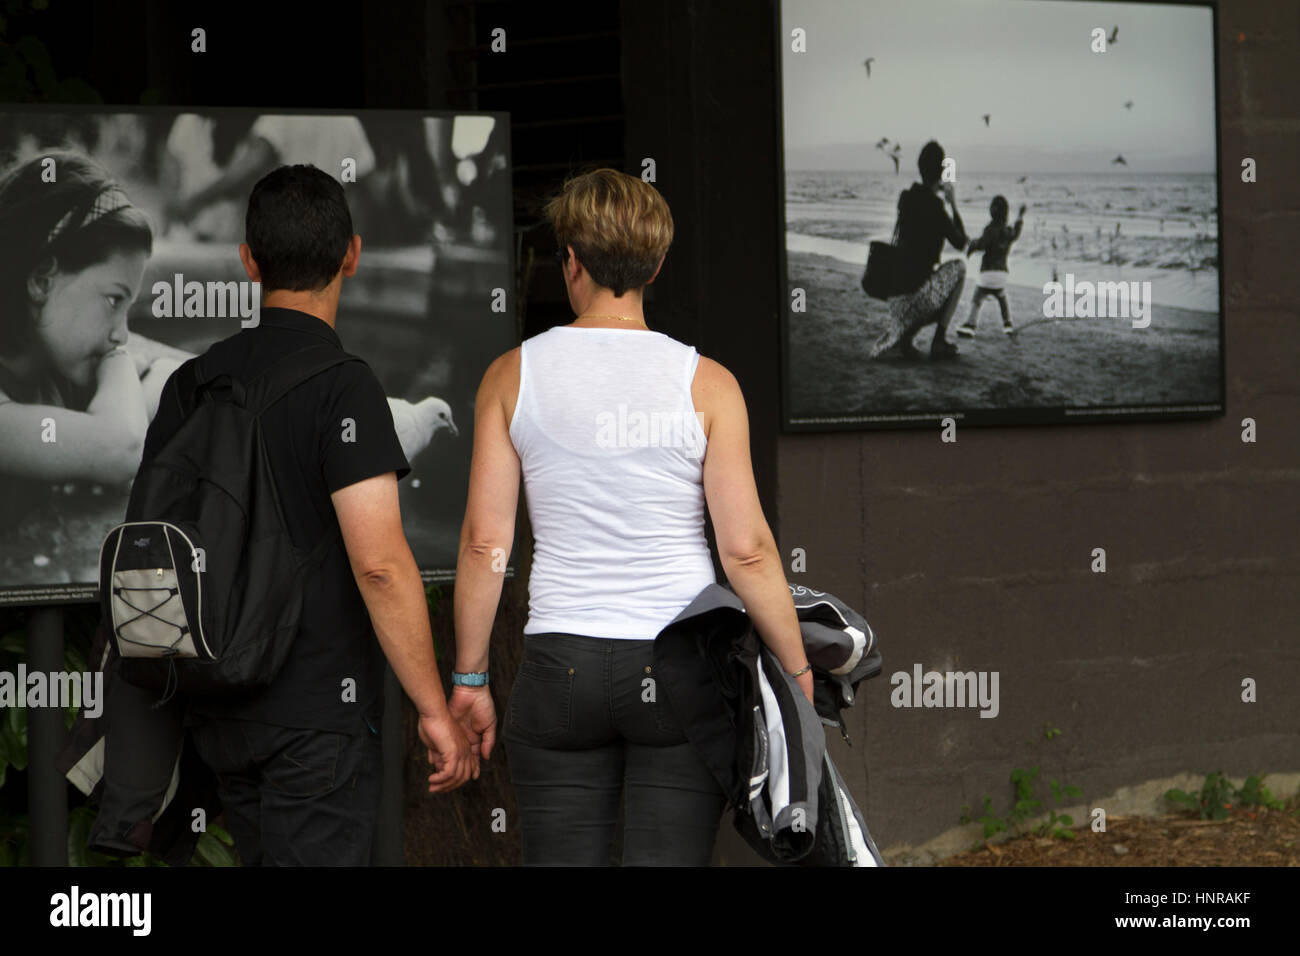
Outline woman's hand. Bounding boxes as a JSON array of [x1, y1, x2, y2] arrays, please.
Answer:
[[448, 684, 497, 761]]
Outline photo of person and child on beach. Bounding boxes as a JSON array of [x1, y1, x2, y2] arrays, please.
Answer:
[[0, 108, 513, 601], [780, 0, 1223, 429]]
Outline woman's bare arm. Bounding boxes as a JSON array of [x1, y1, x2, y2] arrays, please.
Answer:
[[453, 349, 521, 675], [695, 357, 812, 697]]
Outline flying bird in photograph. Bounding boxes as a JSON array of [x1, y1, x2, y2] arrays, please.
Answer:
[[1124, 100, 1134, 110], [1112, 154, 1128, 165], [863, 57, 874, 77], [982, 113, 991, 126]]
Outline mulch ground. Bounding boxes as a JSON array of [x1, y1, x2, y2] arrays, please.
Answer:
[[938, 804, 1300, 866]]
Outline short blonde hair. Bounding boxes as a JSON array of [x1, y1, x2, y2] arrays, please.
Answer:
[[543, 168, 673, 296]]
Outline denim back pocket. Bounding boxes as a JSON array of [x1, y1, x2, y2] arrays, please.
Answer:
[[505, 659, 575, 743]]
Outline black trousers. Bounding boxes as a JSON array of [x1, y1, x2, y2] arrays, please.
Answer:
[[503, 633, 728, 866], [188, 715, 382, 866]]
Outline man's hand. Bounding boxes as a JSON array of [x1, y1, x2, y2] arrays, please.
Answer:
[[942, 182, 957, 205], [417, 711, 477, 792], [448, 685, 497, 762]]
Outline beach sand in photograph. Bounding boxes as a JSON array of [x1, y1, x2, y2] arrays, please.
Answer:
[[786, 250, 1221, 419]]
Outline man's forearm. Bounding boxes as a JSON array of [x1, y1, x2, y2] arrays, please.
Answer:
[[356, 556, 449, 718]]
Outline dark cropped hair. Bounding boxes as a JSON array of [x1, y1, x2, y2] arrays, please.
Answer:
[[245, 164, 353, 293], [917, 140, 945, 185], [990, 195, 1009, 221], [0, 150, 153, 355]]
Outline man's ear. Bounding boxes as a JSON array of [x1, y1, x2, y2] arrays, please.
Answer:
[[340, 234, 362, 278], [646, 255, 666, 285], [26, 256, 57, 304], [237, 243, 262, 283]]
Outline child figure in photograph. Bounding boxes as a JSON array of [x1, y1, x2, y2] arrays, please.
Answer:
[[0, 151, 184, 494], [956, 195, 1025, 336]]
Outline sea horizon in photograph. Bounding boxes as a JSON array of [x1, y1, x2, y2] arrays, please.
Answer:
[[785, 168, 1219, 313]]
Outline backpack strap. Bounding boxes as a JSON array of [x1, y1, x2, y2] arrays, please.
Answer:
[[173, 358, 200, 418], [243, 344, 366, 416]]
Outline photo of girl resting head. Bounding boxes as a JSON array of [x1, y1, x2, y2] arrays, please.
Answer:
[[0, 146, 458, 587], [0, 151, 197, 585], [0, 151, 189, 490]]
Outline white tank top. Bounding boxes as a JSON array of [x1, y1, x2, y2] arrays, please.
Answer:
[[509, 326, 716, 639]]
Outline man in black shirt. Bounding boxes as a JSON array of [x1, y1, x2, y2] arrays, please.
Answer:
[[136, 165, 474, 865]]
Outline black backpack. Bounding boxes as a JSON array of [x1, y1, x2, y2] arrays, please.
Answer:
[[98, 344, 363, 701]]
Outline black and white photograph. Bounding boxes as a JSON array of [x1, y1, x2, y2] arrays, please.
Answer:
[[780, 0, 1223, 429], [0, 106, 514, 603]]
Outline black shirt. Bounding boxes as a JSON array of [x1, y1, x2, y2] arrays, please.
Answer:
[[140, 307, 410, 734], [894, 182, 968, 295]]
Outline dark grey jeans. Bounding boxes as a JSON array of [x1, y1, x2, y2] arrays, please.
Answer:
[[504, 633, 727, 866], [188, 715, 382, 866]]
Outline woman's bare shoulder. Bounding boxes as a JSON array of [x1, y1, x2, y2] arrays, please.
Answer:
[[692, 354, 740, 397], [480, 346, 522, 421], [483, 346, 521, 387]]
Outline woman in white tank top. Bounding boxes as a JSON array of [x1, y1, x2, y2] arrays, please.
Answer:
[[449, 169, 812, 866]]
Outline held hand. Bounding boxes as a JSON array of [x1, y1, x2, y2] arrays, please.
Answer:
[[417, 711, 477, 792], [448, 685, 497, 762], [942, 182, 956, 205]]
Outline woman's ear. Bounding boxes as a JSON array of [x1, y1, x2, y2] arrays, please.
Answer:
[[26, 256, 58, 304]]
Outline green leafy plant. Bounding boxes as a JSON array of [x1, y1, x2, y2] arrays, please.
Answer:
[[1036, 778, 1083, 839], [959, 726, 1082, 843], [1165, 771, 1285, 820], [0, 616, 238, 866], [959, 795, 1007, 841]]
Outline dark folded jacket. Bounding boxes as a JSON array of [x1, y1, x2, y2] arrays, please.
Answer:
[[653, 582, 885, 866]]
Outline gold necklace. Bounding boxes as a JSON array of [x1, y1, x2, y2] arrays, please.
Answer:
[[577, 313, 641, 322]]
